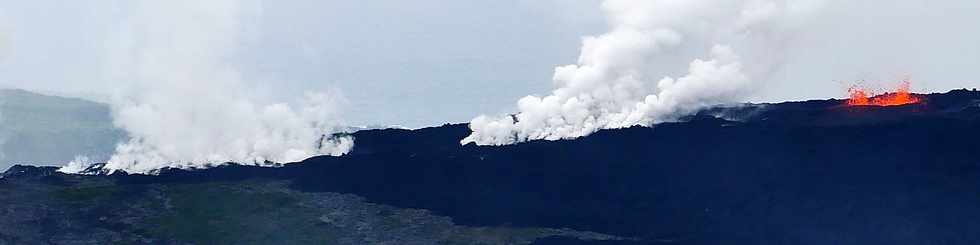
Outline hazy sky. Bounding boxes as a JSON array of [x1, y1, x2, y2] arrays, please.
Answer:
[[1, 1, 978, 128]]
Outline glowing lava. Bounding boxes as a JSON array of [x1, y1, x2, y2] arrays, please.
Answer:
[[847, 80, 921, 106]]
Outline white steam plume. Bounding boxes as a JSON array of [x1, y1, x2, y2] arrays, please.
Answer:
[[0, 17, 7, 61], [0, 26, 6, 163], [61, 0, 352, 174], [463, 0, 824, 145]]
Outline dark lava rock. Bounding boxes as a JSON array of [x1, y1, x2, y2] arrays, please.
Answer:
[[5, 89, 980, 244]]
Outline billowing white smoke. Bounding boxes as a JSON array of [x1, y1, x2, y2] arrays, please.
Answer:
[[0, 19, 7, 61], [60, 0, 352, 174], [0, 31, 7, 62], [463, 0, 824, 145]]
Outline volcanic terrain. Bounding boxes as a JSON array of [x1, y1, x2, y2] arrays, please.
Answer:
[[3, 89, 980, 244]]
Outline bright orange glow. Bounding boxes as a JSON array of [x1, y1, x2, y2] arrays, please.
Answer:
[[846, 80, 921, 106]]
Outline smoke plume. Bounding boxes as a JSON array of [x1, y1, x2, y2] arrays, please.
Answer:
[[463, 0, 824, 145], [0, 18, 7, 61], [60, 0, 352, 174]]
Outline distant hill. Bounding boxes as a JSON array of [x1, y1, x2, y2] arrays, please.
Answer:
[[0, 89, 126, 170]]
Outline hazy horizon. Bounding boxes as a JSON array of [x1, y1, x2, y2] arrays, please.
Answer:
[[1, 1, 978, 128], [2, 0, 979, 172]]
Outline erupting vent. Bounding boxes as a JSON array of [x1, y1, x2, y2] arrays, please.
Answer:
[[847, 80, 922, 106]]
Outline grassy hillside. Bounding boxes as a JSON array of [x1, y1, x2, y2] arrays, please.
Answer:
[[0, 169, 624, 244], [0, 89, 126, 170]]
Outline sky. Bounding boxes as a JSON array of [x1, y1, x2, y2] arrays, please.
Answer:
[[1, 0, 979, 128]]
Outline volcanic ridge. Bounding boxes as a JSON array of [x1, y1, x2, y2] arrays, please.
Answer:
[[3, 89, 980, 244]]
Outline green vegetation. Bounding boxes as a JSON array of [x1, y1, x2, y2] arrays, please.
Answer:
[[145, 182, 338, 244], [53, 185, 121, 202], [4, 174, 618, 244]]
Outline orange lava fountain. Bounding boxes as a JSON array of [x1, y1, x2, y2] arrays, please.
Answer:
[[847, 80, 921, 106]]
